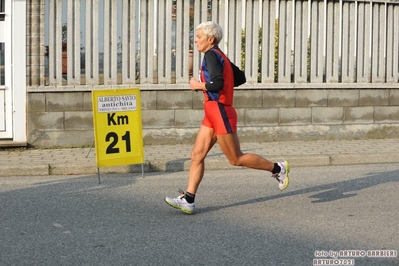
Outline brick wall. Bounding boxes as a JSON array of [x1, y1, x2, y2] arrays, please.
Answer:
[[24, 1, 399, 147], [27, 88, 399, 147]]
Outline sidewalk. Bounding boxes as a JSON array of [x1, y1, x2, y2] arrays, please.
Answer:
[[1, 139, 399, 176]]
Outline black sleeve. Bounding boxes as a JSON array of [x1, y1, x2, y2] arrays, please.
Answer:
[[204, 51, 224, 92]]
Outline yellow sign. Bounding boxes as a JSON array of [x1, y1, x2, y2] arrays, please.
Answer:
[[92, 88, 144, 167]]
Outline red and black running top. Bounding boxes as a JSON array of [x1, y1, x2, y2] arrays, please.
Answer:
[[200, 47, 234, 106]]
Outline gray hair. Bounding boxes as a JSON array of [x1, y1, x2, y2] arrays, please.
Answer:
[[196, 21, 223, 45]]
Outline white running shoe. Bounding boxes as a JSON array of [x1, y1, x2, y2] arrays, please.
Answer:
[[165, 195, 195, 214], [272, 160, 290, 190]]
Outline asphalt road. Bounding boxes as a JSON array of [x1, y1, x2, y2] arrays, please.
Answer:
[[1, 164, 398, 266]]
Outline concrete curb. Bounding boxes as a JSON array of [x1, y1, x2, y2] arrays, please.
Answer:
[[1, 153, 398, 177], [331, 153, 399, 165], [0, 165, 50, 177]]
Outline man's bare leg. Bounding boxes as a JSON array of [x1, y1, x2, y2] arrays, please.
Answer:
[[216, 132, 274, 171], [186, 125, 217, 195]]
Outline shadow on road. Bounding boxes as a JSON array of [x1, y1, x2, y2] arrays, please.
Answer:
[[199, 168, 399, 213]]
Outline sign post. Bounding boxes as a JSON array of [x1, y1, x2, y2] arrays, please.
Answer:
[[92, 88, 144, 183]]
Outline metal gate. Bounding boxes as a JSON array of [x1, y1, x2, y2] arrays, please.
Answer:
[[0, 0, 26, 145]]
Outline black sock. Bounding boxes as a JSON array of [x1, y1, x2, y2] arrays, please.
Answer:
[[272, 163, 281, 174], [184, 192, 195, 203]]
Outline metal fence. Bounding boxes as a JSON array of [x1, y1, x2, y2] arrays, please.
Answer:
[[39, 0, 398, 88]]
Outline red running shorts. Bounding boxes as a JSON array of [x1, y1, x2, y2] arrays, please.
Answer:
[[202, 101, 237, 135]]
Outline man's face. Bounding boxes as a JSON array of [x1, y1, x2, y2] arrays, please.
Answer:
[[194, 29, 215, 53]]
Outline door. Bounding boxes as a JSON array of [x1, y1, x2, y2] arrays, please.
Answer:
[[0, 0, 26, 144], [0, 0, 12, 138]]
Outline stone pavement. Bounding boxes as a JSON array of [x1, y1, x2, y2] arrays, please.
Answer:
[[1, 139, 399, 177]]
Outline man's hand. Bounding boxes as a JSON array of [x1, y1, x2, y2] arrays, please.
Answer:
[[189, 77, 204, 92]]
